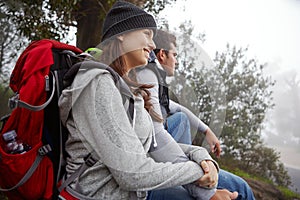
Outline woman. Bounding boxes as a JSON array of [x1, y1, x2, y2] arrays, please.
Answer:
[[59, 1, 237, 199]]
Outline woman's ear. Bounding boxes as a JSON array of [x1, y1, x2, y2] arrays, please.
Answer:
[[117, 35, 124, 42]]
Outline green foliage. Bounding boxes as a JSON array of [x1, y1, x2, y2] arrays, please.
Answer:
[[0, 4, 27, 84], [2, 0, 177, 47], [143, 0, 179, 15], [220, 165, 299, 200], [221, 164, 272, 183], [3, 0, 77, 41], [210, 46, 291, 186], [211, 45, 271, 152]]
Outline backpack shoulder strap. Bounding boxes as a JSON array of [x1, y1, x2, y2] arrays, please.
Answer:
[[145, 63, 170, 114], [145, 62, 166, 86], [58, 151, 99, 193]]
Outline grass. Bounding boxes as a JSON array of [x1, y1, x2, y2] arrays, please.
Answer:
[[224, 167, 300, 200], [278, 186, 300, 199]]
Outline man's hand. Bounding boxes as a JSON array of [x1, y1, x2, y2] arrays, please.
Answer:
[[196, 160, 218, 188], [210, 189, 238, 200], [205, 128, 221, 157]]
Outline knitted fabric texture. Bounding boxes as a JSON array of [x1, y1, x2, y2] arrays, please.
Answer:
[[101, 0, 157, 42]]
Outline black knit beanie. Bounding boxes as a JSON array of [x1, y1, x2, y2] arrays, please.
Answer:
[[101, 0, 157, 42]]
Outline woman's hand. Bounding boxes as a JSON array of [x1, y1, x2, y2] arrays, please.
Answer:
[[196, 160, 218, 188], [205, 128, 221, 158], [210, 189, 238, 200]]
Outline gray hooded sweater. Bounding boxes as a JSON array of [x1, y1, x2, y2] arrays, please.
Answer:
[[58, 67, 217, 199]]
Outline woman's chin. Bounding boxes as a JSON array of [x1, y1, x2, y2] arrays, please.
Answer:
[[135, 60, 148, 68]]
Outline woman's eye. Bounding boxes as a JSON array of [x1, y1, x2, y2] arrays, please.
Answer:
[[144, 30, 151, 36]]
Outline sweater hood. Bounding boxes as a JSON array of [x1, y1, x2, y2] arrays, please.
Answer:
[[58, 67, 110, 126], [59, 61, 134, 126]]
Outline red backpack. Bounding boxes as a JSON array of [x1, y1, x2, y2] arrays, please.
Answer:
[[0, 39, 83, 200], [0, 39, 134, 199]]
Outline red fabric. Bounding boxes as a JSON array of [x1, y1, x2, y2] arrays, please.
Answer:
[[59, 189, 80, 200], [0, 39, 82, 200], [57, 181, 80, 200]]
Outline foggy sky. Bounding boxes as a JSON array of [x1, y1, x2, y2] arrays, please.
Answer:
[[160, 0, 300, 169]]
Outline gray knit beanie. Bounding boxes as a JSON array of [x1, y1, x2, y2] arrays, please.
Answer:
[[101, 0, 157, 42]]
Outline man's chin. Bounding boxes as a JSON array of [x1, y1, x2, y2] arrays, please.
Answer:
[[167, 71, 175, 77]]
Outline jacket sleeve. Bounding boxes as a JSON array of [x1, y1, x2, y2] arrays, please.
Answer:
[[148, 122, 218, 199], [72, 73, 205, 191], [135, 68, 218, 166], [133, 69, 221, 200], [148, 121, 217, 169], [135, 68, 168, 137]]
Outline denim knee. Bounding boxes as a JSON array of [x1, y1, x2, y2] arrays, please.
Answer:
[[167, 112, 192, 144], [217, 169, 255, 200], [171, 112, 190, 128]]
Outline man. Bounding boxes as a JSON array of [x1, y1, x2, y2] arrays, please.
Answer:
[[136, 29, 255, 200]]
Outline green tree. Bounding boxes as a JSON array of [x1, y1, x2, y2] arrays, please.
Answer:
[[200, 46, 290, 186], [244, 144, 291, 187], [212, 45, 275, 158], [3, 0, 177, 50]]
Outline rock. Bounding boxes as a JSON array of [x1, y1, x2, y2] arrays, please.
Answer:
[[245, 177, 285, 200]]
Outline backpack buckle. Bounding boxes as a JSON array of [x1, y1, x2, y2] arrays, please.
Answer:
[[137, 191, 147, 199], [38, 144, 52, 156], [84, 153, 98, 167], [8, 93, 20, 110]]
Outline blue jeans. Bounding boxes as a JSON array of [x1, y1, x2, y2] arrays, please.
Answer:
[[147, 169, 255, 200], [217, 169, 255, 200], [165, 112, 192, 144], [147, 186, 193, 200], [148, 112, 255, 200]]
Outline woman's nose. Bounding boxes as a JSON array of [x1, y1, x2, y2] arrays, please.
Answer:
[[149, 40, 156, 50]]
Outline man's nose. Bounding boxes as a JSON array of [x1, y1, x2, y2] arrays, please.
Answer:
[[175, 62, 179, 69]]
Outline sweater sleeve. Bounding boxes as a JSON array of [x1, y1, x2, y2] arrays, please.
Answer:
[[73, 73, 206, 191], [178, 143, 219, 172], [169, 100, 209, 133]]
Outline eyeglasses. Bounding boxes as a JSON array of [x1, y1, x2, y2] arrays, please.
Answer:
[[163, 50, 178, 58]]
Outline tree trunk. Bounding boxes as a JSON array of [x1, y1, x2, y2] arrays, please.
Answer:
[[75, 0, 147, 51], [76, 0, 111, 50]]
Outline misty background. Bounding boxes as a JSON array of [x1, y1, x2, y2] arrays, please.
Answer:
[[159, 0, 300, 192]]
